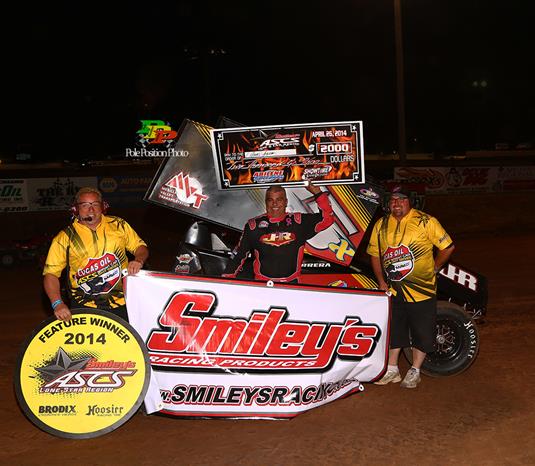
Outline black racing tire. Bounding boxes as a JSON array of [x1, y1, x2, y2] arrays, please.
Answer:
[[403, 301, 480, 377]]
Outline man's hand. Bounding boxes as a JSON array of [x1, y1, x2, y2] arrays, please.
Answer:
[[305, 183, 322, 196], [128, 245, 149, 275], [377, 279, 389, 292], [54, 303, 72, 321], [369, 256, 389, 292], [44, 274, 72, 321], [127, 260, 143, 275]]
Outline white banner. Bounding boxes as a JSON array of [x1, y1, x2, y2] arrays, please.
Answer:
[[394, 166, 535, 194], [126, 272, 390, 419]]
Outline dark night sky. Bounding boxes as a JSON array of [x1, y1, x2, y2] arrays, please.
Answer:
[[2, 0, 534, 160]]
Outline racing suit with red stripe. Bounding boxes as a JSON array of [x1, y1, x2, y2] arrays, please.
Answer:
[[222, 192, 334, 283]]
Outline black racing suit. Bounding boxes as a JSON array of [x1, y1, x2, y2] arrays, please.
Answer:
[[222, 192, 334, 283]]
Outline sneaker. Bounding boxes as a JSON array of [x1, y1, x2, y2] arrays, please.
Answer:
[[400, 368, 421, 388], [374, 369, 402, 385]]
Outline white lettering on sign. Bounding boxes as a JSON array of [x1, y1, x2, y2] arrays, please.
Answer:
[[439, 264, 478, 291]]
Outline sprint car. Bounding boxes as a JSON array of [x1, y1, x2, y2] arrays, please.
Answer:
[[144, 118, 487, 377], [171, 220, 484, 377]]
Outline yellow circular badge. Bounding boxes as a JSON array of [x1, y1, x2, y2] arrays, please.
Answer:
[[14, 309, 150, 439]]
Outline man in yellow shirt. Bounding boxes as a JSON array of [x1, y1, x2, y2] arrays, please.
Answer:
[[367, 185, 454, 388], [43, 187, 149, 322]]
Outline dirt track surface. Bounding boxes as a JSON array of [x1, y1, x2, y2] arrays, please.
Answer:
[[1, 230, 534, 465]]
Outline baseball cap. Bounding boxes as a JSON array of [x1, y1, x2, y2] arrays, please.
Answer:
[[389, 184, 410, 199]]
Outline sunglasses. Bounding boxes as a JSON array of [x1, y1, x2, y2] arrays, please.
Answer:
[[77, 201, 102, 209]]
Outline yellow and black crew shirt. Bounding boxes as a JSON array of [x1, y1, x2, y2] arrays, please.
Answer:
[[43, 215, 146, 309], [367, 209, 452, 302]]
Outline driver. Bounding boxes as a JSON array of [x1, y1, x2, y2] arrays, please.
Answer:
[[222, 184, 334, 283]]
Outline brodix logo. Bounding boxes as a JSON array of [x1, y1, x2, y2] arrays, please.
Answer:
[[147, 291, 381, 372]]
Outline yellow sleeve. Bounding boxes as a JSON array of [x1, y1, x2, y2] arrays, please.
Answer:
[[427, 217, 452, 250], [366, 219, 382, 257], [42, 231, 69, 277], [122, 220, 147, 254]]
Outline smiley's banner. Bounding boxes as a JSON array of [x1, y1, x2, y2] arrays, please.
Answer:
[[126, 272, 390, 420], [210, 121, 365, 190]]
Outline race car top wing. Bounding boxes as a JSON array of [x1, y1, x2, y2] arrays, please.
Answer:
[[145, 118, 384, 265]]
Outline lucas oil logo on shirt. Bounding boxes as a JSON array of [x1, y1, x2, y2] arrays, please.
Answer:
[[75, 253, 121, 295], [382, 244, 414, 281]]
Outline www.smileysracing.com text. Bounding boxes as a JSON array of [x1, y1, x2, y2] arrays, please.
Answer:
[[160, 377, 362, 406]]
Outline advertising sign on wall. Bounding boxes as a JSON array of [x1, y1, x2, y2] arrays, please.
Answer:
[[98, 176, 153, 206], [394, 166, 535, 194], [26, 177, 98, 211], [0, 179, 28, 212]]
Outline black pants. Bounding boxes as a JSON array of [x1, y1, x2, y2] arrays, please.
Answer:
[[390, 295, 437, 353]]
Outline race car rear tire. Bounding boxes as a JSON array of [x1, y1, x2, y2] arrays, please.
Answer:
[[403, 301, 480, 377]]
